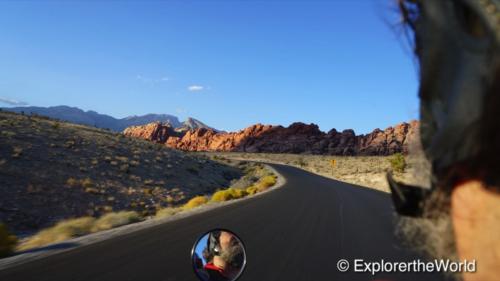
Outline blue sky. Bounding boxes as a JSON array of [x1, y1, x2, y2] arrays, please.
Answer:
[[0, 0, 418, 134], [194, 234, 209, 266]]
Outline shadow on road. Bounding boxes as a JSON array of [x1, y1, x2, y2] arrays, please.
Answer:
[[16, 242, 80, 255]]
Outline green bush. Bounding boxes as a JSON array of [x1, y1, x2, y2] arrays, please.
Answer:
[[389, 153, 406, 173], [0, 223, 17, 257]]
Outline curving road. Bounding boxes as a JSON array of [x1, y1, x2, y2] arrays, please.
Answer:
[[0, 164, 447, 281]]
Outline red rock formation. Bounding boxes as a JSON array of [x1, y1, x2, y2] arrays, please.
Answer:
[[123, 120, 419, 155], [123, 122, 181, 143], [357, 120, 418, 155]]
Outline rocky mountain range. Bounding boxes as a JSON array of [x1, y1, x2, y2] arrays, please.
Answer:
[[1, 105, 214, 132], [123, 120, 419, 156]]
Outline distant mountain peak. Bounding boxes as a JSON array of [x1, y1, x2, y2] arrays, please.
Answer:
[[183, 117, 212, 129], [0, 105, 189, 131]]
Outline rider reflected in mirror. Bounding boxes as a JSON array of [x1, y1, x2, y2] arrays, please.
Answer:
[[192, 229, 246, 281]]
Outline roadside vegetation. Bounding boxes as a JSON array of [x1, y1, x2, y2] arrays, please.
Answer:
[[201, 152, 428, 193], [388, 153, 406, 173], [0, 111, 242, 238], [4, 159, 279, 253], [155, 162, 278, 219], [17, 211, 141, 251]]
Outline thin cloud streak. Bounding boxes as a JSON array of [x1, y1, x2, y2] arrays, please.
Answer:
[[187, 85, 204, 92], [0, 97, 28, 106]]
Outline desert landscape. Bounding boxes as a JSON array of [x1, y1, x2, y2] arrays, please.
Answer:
[[199, 152, 430, 193], [0, 2, 468, 280], [0, 111, 278, 255], [122, 118, 427, 192], [0, 106, 427, 258]]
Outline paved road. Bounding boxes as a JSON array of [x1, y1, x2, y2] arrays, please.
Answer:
[[0, 164, 447, 281]]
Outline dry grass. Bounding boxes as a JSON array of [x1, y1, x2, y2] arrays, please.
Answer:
[[18, 217, 96, 251], [211, 188, 248, 202], [246, 186, 259, 195], [91, 211, 141, 232], [255, 175, 277, 191], [155, 207, 182, 218], [211, 173, 277, 202], [182, 196, 209, 210], [18, 211, 142, 251]]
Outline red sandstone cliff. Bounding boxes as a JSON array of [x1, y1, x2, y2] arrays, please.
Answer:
[[123, 120, 418, 156]]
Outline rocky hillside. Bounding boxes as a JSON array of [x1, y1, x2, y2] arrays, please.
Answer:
[[0, 111, 240, 235], [124, 120, 419, 155], [2, 106, 218, 132]]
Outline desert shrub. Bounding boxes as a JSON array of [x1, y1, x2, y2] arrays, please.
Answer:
[[256, 175, 277, 191], [296, 158, 306, 167], [66, 177, 79, 187], [81, 178, 94, 188], [0, 223, 18, 257], [115, 156, 129, 163], [11, 147, 23, 158], [156, 207, 182, 218], [246, 186, 259, 195], [19, 217, 96, 251], [85, 187, 100, 194], [119, 164, 130, 173], [91, 211, 141, 232], [183, 196, 208, 210], [229, 188, 248, 199], [211, 189, 233, 202], [211, 188, 248, 202], [389, 153, 406, 173]]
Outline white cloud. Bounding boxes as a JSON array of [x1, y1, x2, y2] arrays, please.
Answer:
[[188, 85, 204, 92], [136, 74, 170, 85], [0, 97, 28, 106]]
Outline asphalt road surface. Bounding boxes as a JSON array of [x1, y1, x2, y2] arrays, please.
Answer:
[[0, 164, 448, 281]]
